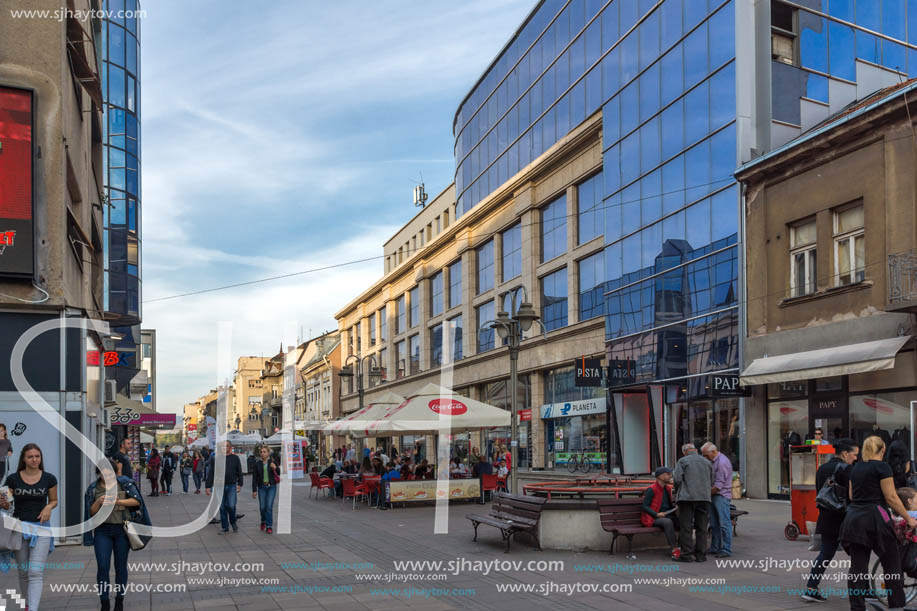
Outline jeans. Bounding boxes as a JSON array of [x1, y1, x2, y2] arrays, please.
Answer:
[[848, 541, 905, 610], [652, 517, 679, 548], [93, 523, 129, 601], [677, 501, 709, 558], [14, 532, 51, 610], [709, 495, 732, 555], [161, 472, 173, 493], [181, 472, 190, 493], [805, 534, 838, 590], [193, 471, 203, 491], [220, 484, 238, 531], [258, 485, 277, 529]]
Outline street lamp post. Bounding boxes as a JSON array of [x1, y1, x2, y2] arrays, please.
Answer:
[[479, 287, 546, 495], [339, 354, 383, 415]]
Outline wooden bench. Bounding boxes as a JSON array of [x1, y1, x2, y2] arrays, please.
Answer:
[[597, 498, 661, 556], [466, 492, 547, 553]]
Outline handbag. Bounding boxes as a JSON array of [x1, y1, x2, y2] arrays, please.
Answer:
[[0, 512, 22, 553], [815, 462, 847, 513], [123, 518, 149, 551]]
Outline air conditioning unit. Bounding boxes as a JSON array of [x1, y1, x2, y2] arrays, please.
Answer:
[[104, 379, 117, 403], [100, 407, 110, 427]]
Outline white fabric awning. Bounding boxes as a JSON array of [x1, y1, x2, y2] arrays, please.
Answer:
[[740, 336, 910, 386]]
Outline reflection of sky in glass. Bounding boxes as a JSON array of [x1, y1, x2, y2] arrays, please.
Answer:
[[799, 14, 827, 73], [805, 73, 829, 102]]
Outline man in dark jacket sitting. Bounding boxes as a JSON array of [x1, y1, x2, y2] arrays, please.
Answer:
[[642, 467, 679, 559], [801, 438, 859, 603]]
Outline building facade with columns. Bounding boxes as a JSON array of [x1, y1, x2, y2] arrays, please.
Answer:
[[336, 112, 610, 470]]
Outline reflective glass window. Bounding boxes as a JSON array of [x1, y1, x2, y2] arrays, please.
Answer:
[[639, 10, 660, 71], [431, 272, 444, 317], [684, 0, 707, 30], [829, 23, 855, 81], [663, 209, 686, 243], [604, 144, 621, 196], [604, 193, 622, 243], [380, 307, 388, 342], [661, 44, 684, 106], [578, 172, 604, 244], [685, 138, 711, 202], [477, 300, 496, 352], [661, 0, 683, 50], [641, 170, 662, 226], [502, 224, 522, 281], [661, 98, 684, 160], [641, 221, 662, 269], [449, 260, 462, 309], [621, 81, 639, 135], [602, 2, 619, 50], [620, 132, 640, 186], [396, 295, 406, 334], [639, 64, 660, 122], [449, 315, 463, 361], [856, 31, 880, 64], [579, 251, 605, 320], [799, 13, 827, 72], [604, 94, 620, 145], [709, 64, 735, 129], [683, 22, 708, 87], [640, 117, 661, 174], [542, 195, 568, 262], [109, 23, 125, 66], [126, 35, 137, 75], [431, 324, 443, 367], [541, 267, 569, 331], [711, 185, 738, 243], [409, 286, 420, 327], [686, 198, 712, 251], [684, 80, 709, 145], [621, 34, 639, 85], [109, 66, 125, 108], [477, 240, 495, 293], [621, 183, 641, 235], [711, 123, 736, 187], [708, 2, 734, 69], [409, 335, 420, 375]]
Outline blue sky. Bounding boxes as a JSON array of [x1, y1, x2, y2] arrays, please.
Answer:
[[139, 0, 535, 416]]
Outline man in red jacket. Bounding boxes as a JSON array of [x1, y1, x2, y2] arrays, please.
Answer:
[[641, 466, 680, 560]]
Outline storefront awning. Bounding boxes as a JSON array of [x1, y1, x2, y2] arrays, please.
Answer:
[[740, 336, 911, 386]]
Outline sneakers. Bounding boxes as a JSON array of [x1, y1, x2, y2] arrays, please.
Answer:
[[801, 590, 827, 603], [218, 529, 229, 535], [260, 523, 265, 531], [232, 524, 239, 533], [671, 548, 681, 561], [266, 527, 273, 534]]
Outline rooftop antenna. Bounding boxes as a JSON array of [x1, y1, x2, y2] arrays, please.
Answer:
[[412, 172, 428, 208]]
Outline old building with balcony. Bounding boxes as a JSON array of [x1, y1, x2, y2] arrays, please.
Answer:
[[736, 80, 917, 499]]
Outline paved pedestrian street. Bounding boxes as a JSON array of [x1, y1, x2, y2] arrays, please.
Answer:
[[11, 485, 861, 611]]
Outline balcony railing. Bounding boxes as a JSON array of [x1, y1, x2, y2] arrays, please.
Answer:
[[889, 249, 917, 305]]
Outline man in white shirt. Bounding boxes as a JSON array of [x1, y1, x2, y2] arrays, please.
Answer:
[[345, 445, 355, 462]]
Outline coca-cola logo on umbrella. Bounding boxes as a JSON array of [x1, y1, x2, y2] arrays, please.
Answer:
[[428, 398, 467, 416]]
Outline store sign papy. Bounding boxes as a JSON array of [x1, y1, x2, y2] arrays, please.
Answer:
[[386, 478, 481, 503]]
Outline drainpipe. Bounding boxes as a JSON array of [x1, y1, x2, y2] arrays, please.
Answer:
[[738, 182, 748, 497]]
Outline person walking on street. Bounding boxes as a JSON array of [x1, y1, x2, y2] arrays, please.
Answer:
[[0, 424, 14, 480], [839, 435, 916, 611], [641, 467, 680, 560], [192, 450, 204, 493], [252, 445, 280, 534], [180, 451, 192, 494], [701, 442, 733, 558], [111, 437, 132, 480], [247, 452, 256, 476], [84, 461, 150, 611], [206, 441, 244, 533], [673, 443, 714, 563], [1, 444, 58, 611], [801, 438, 859, 603], [146, 449, 160, 496], [160, 446, 174, 496]]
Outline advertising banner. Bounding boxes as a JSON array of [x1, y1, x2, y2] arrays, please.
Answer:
[[283, 440, 304, 479], [0, 86, 34, 278], [386, 478, 481, 503]]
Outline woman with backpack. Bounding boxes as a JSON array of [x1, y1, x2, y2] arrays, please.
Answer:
[[146, 449, 160, 496], [84, 460, 150, 611]]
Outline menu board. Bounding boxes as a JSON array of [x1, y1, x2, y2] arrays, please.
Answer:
[[129, 426, 141, 484], [385, 478, 481, 503]]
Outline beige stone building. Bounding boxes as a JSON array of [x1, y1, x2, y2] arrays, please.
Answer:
[[335, 113, 610, 470], [736, 81, 917, 499], [296, 332, 341, 458], [232, 356, 267, 435]]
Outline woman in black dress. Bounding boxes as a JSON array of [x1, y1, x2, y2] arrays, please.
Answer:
[[839, 435, 916, 610]]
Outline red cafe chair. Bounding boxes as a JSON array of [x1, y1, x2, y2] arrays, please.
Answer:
[[341, 478, 369, 510]]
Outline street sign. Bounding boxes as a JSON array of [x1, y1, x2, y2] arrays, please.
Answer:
[[607, 359, 636, 387], [710, 374, 750, 397], [574, 357, 603, 387]]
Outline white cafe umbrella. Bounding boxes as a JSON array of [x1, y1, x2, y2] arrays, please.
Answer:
[[189, 437, 209, 449], [356, 383, 511, 437], [263, 429, 292, 445], [323, 391, 405, 436]]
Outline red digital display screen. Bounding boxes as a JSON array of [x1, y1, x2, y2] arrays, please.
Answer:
[[0, 86, 33, 278]]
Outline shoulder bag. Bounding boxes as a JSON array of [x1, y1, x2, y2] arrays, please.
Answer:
[[815, 462, 847, 514]]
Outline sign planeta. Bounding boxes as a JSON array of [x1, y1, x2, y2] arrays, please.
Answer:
[[427, 398, 468, 416]]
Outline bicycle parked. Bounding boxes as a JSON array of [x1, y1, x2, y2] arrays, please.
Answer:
[[566, 450, 592, 474]]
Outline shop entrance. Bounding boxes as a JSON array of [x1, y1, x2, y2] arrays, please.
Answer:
[[809, 396, 848, 444]]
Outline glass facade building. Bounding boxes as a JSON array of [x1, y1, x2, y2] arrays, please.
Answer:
[[454, 0, 916, 474], [101, 0, 143, 393]]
